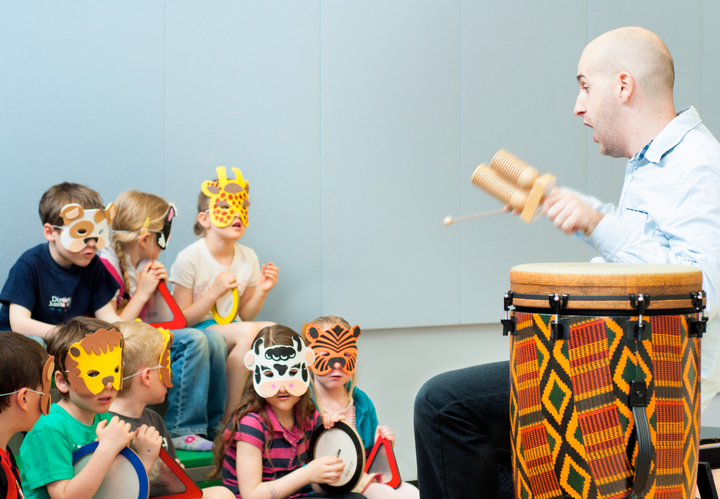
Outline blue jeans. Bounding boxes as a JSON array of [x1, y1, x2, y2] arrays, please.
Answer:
[[165, 328, 228, 439], [414, 361, 513, 499]]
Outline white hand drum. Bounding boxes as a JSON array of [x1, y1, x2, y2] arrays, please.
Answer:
[[308, 421, 365, 494], [73, 442, 149, 499]]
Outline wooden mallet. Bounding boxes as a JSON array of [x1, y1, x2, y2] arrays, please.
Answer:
[[444, 150, 556, 226], [471, 150, 555, 224]]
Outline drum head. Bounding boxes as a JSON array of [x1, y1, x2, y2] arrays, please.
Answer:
[[308, 421, 365, 494], [73, 442, 149, 499], [509, 262, 703, 311]]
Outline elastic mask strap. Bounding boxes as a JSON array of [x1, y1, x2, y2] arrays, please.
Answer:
[[123, 366, 161, 381], [0, 388, 46, 397]]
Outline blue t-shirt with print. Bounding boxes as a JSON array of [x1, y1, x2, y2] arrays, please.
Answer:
[[0, 243, 119, 330]]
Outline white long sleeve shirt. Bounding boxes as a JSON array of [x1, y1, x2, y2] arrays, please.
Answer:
[[573, 106, 720, 410]]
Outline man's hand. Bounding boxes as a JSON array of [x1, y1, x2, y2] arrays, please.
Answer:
[[543, 190, 604, 236]]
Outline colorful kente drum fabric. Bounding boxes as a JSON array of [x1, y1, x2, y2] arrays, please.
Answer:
[[507, 263, 704, 499]]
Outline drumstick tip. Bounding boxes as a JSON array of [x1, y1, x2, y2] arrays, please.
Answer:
[[443, 216, 454, 226]]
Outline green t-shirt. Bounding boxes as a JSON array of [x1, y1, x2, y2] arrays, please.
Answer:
[[19, 403, 112, 499]]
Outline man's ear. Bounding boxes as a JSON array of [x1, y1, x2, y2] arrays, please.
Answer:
[[55, 370, 70, 394], [618, 71, 634, 103]]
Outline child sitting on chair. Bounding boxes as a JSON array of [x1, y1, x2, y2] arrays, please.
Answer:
[[170, 167, 278, 416], [0, 331, 53, 499], [304, 316, 419, 499], [100, 190, 227, 452], [19, 317, 156, 499], [211, 325, 365, 499], [109, 320, 234, 499], [0, 182, 121, 344]]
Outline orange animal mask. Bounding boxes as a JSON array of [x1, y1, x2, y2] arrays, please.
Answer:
[[66, 328, 124, 396], [304, 323, 361, 376]]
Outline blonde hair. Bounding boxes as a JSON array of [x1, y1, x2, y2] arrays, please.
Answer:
[[114, 321, 164, 391], [306, 315, 357, 413], [110, 191, 171, 300]]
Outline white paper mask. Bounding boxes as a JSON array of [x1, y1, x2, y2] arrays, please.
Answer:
[[243, 335, 315, 398], [58, 203, 117, 252]]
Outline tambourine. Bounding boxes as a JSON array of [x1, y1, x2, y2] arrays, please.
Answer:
[[211, 288, 239, 325], [72, 442, 149, 499], [308, 421, 365, 494]]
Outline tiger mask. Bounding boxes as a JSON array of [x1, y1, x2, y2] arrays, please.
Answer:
[[304, 323, 361, 376]]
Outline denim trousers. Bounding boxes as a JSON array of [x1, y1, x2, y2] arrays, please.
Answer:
[[165, 328, 228, 439], [414, 361, 513, 499]]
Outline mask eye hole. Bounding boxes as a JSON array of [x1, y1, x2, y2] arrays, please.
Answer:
[[318, 351, 329, 357], [115, 366, 120, 373], [289, 368, 299, 376], [344, 353, 352, 358], [87, 370, 100, 378], [77, 228, 87, 236], [262, 370, 274, 377]]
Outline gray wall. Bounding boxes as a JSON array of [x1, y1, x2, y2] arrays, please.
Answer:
[[2, 0, 720, 482]]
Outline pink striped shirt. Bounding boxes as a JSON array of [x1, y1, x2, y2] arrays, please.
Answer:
[[222, 406, 319, 498]]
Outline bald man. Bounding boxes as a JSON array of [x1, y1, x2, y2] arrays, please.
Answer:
[[414, 27, 720, 499]]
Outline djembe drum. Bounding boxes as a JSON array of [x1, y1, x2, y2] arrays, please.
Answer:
[[504, 263, 706, 499]]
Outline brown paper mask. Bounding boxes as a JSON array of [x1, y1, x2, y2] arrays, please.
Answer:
[[40, 355, 55, 415], [66, 328, 124, 396], [304, 323, 361, 376], [58, 203, 117, 252], [0, 355, 54, 415]]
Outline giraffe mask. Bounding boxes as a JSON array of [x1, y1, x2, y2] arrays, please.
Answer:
[[201, 167, 250, 228]]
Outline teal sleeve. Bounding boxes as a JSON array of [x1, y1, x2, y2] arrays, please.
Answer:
[[20, 421, 75, 494], [367, 398, 379, 445]]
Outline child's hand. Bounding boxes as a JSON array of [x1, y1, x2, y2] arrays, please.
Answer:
[[132, 424, 163, 472], [149, 261, 168, 283], [210, 272, 238, 299], [375, 424, 396, 447], [258, 262, 278, 293], [306, 456, 344, 484], [96, 416, 134, 455], [322, 412, 345, 429], [136, 262, 162, 298]]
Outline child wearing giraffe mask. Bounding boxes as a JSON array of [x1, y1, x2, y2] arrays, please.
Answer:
[[170, 166, 279, 424], [305, 316, 419, 499]]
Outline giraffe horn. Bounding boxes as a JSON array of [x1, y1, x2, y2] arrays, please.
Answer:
[[215, 166, 228, 184]]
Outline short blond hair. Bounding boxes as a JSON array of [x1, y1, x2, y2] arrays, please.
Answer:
[[114, 321, 164, 391]]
